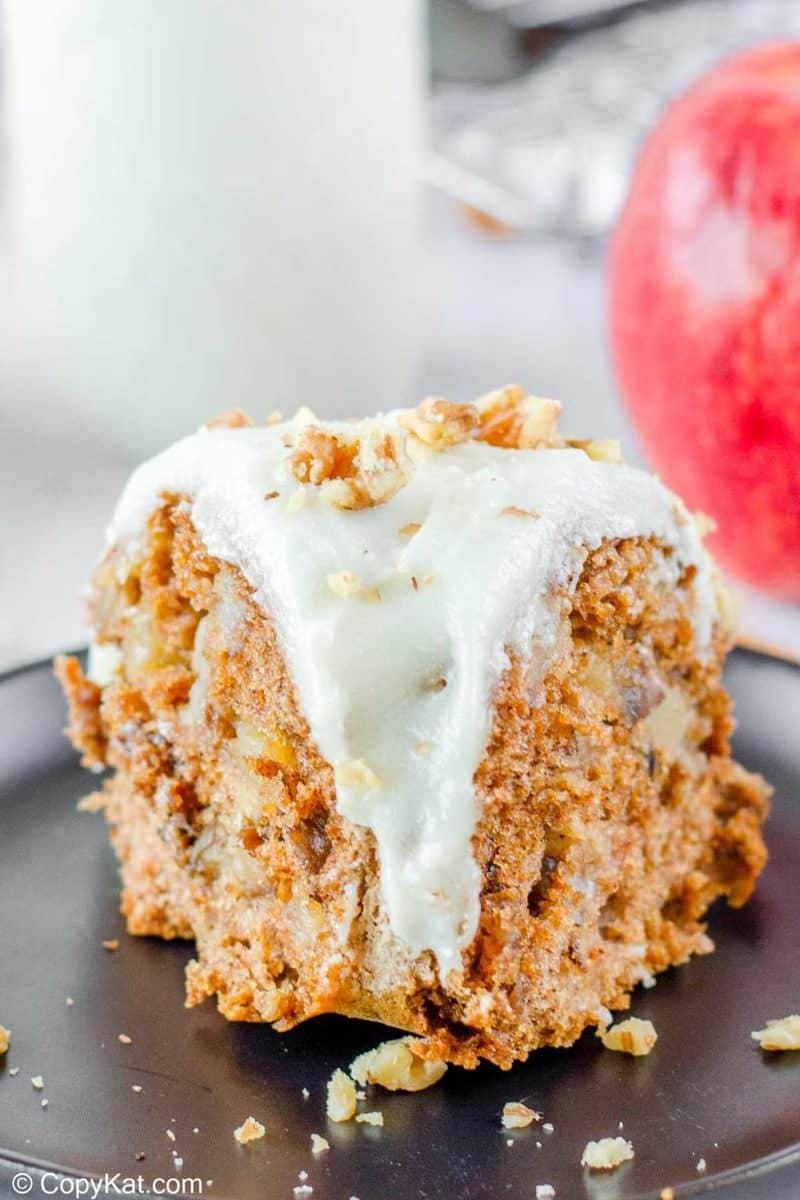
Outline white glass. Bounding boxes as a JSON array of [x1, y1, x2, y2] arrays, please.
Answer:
[[6, 1, 425, 456]]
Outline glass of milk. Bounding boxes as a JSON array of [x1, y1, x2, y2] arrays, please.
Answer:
[[5, 1, 425, 457]]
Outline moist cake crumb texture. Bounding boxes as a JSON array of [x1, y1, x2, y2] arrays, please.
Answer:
[[56, 388, 769, 1069]]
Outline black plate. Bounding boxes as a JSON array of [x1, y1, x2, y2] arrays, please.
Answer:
[[1, 651, 799, 1200]]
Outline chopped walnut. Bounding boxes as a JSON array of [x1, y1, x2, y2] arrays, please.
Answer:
[[501, 1101, 540, 1129], [355, 1111, 384, 1127], [0, 1025, 9, 1055], [327, 570, 361, 598], [693, 510, 718, 537], [206, 408, 254, 430], [288, 421, 410, 511], [501, 506, 539, 520], [399, 522, 421, 538], [600, 1017, 658, 1057], [349, 1038, 447, 1092], [335, 759, 382, 792], [310, 1133, 330, 1154], [234, 1116, 266, 1144], [326, 1069, 357, 1122], [751, 1015, 800, 1051], [475, 385, 562, 450], [581, 1137, 634, 1171], [400, 397, 479, 450], [569, 437, 622, 464], [102, 939, 120, 952]]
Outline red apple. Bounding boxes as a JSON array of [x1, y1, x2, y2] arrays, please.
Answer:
[[610, 42, 800, 599]]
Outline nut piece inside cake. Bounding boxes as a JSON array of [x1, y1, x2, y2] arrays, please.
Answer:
[[56, 390, 769, 1069]]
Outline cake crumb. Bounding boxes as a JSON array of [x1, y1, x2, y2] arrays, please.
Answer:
[[174, 1156, 183, 1171], [301, 1087, 310, 1100], [41, 1098, 49, 1109], [311, 1133, 330, 1154], [501, 1101, 540, 1129], [0, 1025, 9, 1055], [234, 1116, 266, 1144], [9, 1067, 19, 1077], [31, 1076, 44, 1091], [132, 1085, 143, 1093], [696, 1158, 707, 1173], [264, 490, 280, 501], [751, 1015, 800, 1051], [600, 1016, 658, 1057], [166, 1129, 175, 1143], [581, 1137, 634, 1171], [265, 410, 283, 426], [135, 1153, 145, 1163], [355, 1111, 384, 1127], [535, 1187, 555, 1199], [118, 1033, 132, 1045], [399, 522, 421, 538], [77, 791, 106, 813], [293, 1187, 313, 1200], [660, 1189, 675, 1200], [542, 1122, 554, 1133], [350, 1037, 447, 1092], [326, 1069, 357, 1123], [102, 939, 119, 952], [65, 997, 74, 1007]]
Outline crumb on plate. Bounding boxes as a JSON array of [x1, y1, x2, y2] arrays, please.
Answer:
[[600, 1016, 658, 1056], [751, 1015, 800, 1051], [501, 1101, 540, 1129], [326, 1068, 357, 1123], [581, 1137, 634, 1171], [234, 1116, 266, 1144]]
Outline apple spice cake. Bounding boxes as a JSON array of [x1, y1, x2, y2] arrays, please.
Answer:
[[57, 388, 769, 1069]]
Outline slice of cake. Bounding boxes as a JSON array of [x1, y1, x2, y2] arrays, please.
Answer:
[[57, 388, 769, 1069]]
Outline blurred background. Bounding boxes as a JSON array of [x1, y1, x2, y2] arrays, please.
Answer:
[[1, 0, 799, 670]]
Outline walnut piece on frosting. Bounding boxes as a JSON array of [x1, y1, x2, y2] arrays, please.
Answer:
[[600, 1016, 658, 1057], [289, 421, 410, 510], [350, 1037, 447, 1092], [400, 397, 479, 449], [474, 385, 562, 450], [581, 1136, 634, 1171], [751, 1014, 800, 1051], [569, 437, 623, 464], [0, 1025, 9, 1055]]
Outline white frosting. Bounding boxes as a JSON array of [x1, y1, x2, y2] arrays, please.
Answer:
[[107, 417, 716, 979]]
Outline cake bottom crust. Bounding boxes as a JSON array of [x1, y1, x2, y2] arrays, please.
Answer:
[[57, 508, 770, 1069]]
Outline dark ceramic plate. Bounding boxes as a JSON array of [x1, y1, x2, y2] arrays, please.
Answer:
[[1, 651, 799, 1200]]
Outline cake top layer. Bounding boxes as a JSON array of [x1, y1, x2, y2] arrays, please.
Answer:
[[107, 389, 718, 978]]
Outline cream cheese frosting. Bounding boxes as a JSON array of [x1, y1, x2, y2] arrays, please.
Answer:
[[107, 411, 716, 979]]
